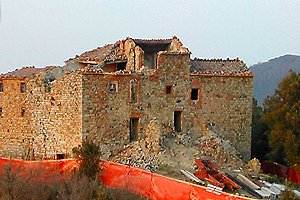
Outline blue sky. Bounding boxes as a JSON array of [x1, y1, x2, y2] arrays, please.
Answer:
[[0, 0, 300, 73]]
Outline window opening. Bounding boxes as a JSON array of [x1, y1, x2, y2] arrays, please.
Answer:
[[166, 85, 172, 94], [56, 153, 65, 160], [109, 81, 118, 93], [0, 107, 3, 116], [0, 82, 3, 92], [130, 118, 139, 141], [21, 108, 25, 117], [117, 62, 126, 71], [174, 111, 182, 132], [20, 82, 27, 93], [130, 79, 137, 103], [191, 88, 199, 100]]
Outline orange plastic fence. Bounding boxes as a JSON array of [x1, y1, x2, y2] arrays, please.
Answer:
[[0, 158, 252, 200]]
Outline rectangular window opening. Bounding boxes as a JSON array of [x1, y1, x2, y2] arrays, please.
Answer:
[[166, 85, 172, 94], [109, 81, 118, 93], [130, 118, 139, 142], [56, 153, 65, 160], [20, 82, 27, 93], [0, 107, 3, 116], [174, 111, 182, 132], [191, 88, 199, 100], [21, 108, 25, 117], [0, 82, 3, 93]]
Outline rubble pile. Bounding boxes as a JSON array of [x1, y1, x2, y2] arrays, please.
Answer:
[[196, 134, 245, 172], [109, 139, 160, 172]]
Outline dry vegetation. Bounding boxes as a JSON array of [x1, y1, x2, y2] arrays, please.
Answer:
[[0, 163, 147, 200]]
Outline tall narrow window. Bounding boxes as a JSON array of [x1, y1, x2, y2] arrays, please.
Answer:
[[130, 118, 139, 141], [0, 107, 3, 116], [0, 82, 3, 93], [191, 88, 199, 100], [20, 82, 27, 93], [130, 79, 137, 103], [21, 108, 25, 117], [174, 111, 182, 132]]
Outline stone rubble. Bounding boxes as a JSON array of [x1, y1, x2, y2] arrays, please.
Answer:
[[108, 128, 247, 178]]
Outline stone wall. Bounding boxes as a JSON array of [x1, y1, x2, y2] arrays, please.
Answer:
[[194, 75, 253, 160], [0, 78, 30, 157], [81, 52, 253, 160], [0, 72, 83, 159], [81, 52, 206, 157]]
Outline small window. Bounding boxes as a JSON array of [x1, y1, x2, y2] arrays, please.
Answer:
[[21, 108, 25, 117], [0, 82, 3, 92], [0, 107, 3, 116], [20, 82, 27, 93], [56, 153, 65, 160], [130, 79, 137, 104], [191, 88, 199, 100], [166, 85, 172, 94], [174, 111, 182, 132], [109, 81, 118, 93]]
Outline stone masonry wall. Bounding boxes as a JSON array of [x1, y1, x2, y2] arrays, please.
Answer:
[[82, 73, 136, 158], [82, 52, 207, 158], [194, 75, 253, 160], [0, 72, 83, 159], [0, 78, 31, 158], [26, 72, 83, 159]]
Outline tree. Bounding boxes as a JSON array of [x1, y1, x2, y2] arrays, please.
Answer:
[[251, 98, 269, 160], [263, 71, 300, 165], [72, 140, 101, 179]]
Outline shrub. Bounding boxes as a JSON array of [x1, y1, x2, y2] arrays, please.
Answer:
[[72, 140, 101, 179]]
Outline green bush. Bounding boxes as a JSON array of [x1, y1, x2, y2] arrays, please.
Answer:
[[72, 140, 101, 179]]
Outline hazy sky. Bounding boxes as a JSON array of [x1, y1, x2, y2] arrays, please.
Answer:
[[1, 0, 300, 73]]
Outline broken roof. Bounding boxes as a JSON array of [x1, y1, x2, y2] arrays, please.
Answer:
[[191, 58, 253, 77], [133, 39, 172, 53], [76, 41, 127, 65], [0, 66, 58, 79]]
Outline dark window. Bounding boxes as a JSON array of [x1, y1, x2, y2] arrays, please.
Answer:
[[56, 153, 65, 160], [21, 108, 25, 117], [130, 79, 137, 103], [0, 82, 3, 92], [166, 85, 172, 94], [117, 62, 126, 71], [0, 107, 3, 116], [191, 88, 199, 100], [130, 118, 139, 141], [109, 81, 118, 93], [174, 111, 182, 132], [20, 82, 27, 93]]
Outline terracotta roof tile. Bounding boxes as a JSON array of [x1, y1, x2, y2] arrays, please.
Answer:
[[76, 42, 128, 65], [191, 58, 252, 76], [133, 38, 172, 44], [0, 66, 57, 78]]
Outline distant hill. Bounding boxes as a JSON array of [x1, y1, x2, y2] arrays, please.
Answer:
[[251, 54, 300, 106]]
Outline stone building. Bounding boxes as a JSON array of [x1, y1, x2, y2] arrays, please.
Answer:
[[0, 37, 253, 161]]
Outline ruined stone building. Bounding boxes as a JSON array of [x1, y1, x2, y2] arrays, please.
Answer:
[[0, 37, 253, 161]]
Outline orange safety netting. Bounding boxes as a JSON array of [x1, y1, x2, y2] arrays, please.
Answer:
[[0, 157, 252, 200]]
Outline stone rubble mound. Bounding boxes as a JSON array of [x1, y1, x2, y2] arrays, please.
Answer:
[[108, 129, 247, 177], [197, 134, 245, 172]]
